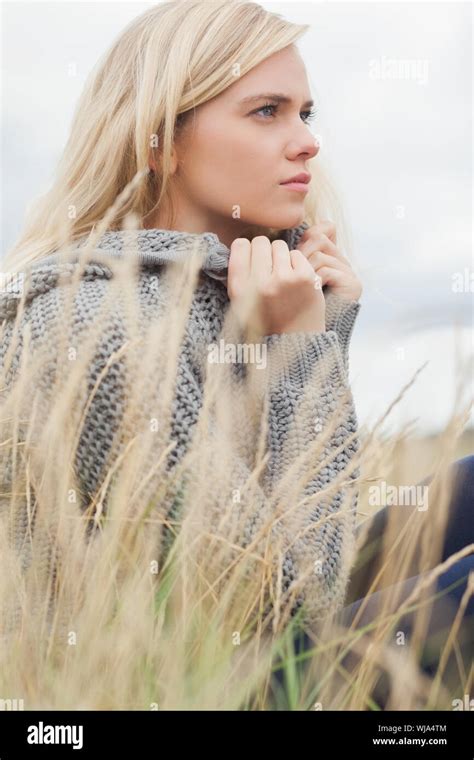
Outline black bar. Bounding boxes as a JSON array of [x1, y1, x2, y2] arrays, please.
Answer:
[[0, 709, 472, 757]]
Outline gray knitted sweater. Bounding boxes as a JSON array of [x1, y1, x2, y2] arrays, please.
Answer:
[[0, 222, 361, 630]]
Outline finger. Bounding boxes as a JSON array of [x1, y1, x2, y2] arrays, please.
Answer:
[[298, 235, 350, 267], [228, 238, 251, 295], [289, 248, 316, 278], [250, 236, 273, 285], [271, 239, 293, 276], [297, 226, 351, 267], [298, 220, 337, 246], [306, 250, 347, 272], [315, 265, 346, 289], [316, 220, 337, 245]]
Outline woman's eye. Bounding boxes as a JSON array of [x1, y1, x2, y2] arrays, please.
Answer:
[[253, 104, 317, 124], [254, 104, 277, 119], [301, 108, 318, 124]]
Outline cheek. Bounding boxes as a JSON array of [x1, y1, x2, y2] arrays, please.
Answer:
[[183, 134, 252, 204], [224, 130, 277, 176], [180, 121, 281, 211], [192, 121, 273, 180], [183, 127, 236, 186]]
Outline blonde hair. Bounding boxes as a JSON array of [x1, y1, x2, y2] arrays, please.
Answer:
[[4, 0, 353, 274]]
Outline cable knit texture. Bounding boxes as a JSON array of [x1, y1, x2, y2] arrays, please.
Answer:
[[0, 222, 362, 631]]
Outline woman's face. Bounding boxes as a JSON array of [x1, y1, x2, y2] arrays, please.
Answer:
[[159, 45, 319, 247]]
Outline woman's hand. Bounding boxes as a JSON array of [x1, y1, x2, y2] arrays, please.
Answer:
[[295, 221, 363, 302], [227, 236, 326, 336]]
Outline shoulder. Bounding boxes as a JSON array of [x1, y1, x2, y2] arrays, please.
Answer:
[[0, 261, 148, 385], [0, 256, 173, 339]]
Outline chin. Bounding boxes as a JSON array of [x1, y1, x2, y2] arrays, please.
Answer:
[[240, 208, 306, 236], [269, 208, 306, 230]]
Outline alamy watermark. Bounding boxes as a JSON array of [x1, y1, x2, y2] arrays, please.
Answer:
[[0, 697, 24, 710], [27, 721, 83, 749], [452, 694, 473, 710], [369, 480, 429, 512], [451, 268, 474, 293], [207, 339, 267, 369], [369, 56, 430, 86]]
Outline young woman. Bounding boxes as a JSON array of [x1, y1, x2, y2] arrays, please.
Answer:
[[1, 0, 363, 632], [1, 0, 471, 702]]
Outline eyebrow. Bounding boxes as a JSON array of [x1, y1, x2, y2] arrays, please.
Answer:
[[238, 92, 314, 109]]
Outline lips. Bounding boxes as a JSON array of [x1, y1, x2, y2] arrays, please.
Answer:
[[280, 172, 311, 185]]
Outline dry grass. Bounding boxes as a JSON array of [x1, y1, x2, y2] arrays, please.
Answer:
[[0, 204, 472, 712]]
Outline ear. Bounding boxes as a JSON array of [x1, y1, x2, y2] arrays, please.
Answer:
[[148, 143, 179, 175]]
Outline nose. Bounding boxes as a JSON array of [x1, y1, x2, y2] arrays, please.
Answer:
[[287, 122, 320, 160]]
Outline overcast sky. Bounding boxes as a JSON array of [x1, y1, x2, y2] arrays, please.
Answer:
[[1, 1, 472, 436]]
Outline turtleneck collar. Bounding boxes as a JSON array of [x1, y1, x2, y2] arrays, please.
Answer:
[[77, 228, 234, 284], [77, 224, 309, 282], [0, 223, 310, 321]]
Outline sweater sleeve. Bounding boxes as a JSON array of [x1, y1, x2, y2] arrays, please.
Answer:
[[201, 313, 362, 633], [323, 291, 361, 373], [259, 327, 361, 627], [277, 221, 361, 371]]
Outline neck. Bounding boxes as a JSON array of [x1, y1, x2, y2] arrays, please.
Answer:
[[143, 197, 270, 249]]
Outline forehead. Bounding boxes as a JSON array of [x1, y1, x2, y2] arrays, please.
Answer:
[[221, 46, 311, 104]]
